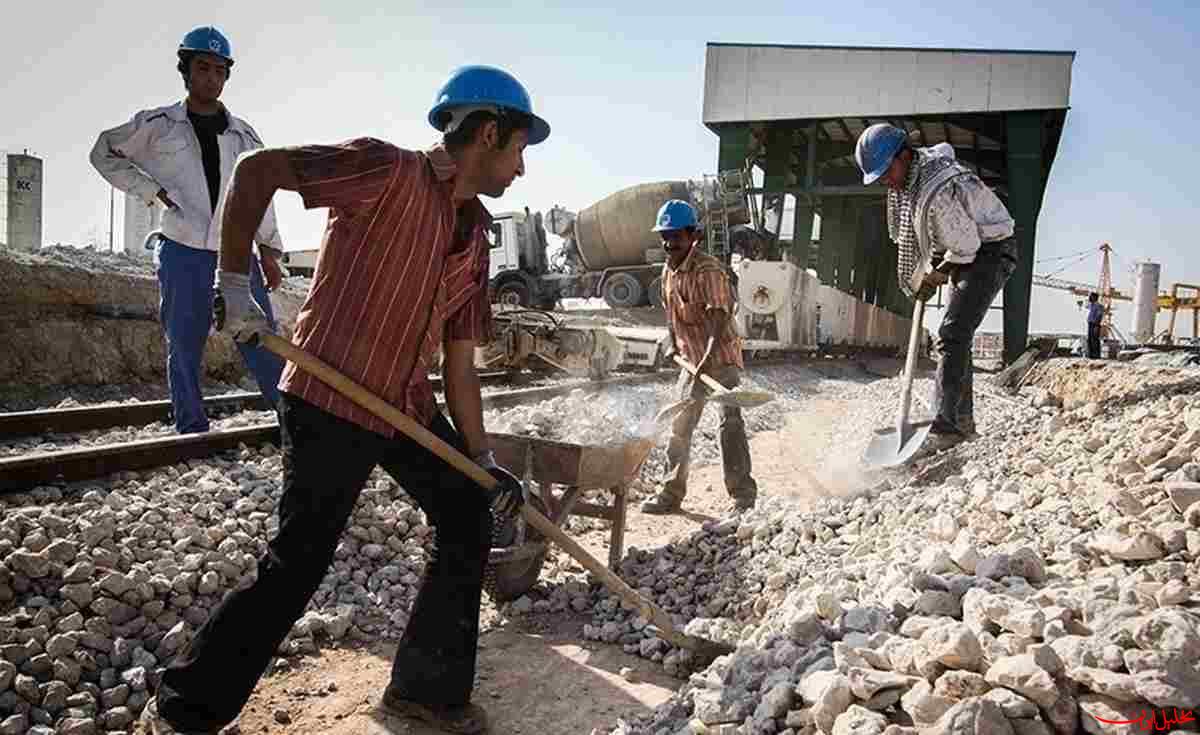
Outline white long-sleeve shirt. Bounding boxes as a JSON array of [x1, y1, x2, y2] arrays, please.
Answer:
[[924, 144, 1015, 266], [90, 100, 282, 254]]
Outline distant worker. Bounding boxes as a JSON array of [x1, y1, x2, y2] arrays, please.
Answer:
[[90, 26, 284, 434], [855, 123, 1017, 452], [1087, 292, 1104, 358], [641, 200, 758, 515], [139, 65, 540, 735]]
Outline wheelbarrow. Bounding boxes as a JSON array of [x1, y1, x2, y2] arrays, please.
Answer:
[[484, 433, 655, 602]]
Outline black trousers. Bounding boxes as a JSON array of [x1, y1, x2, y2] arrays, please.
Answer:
[[932, 239, 1017, 432], [158, 393, 493, 731], [1087, 322, 1102, 359]]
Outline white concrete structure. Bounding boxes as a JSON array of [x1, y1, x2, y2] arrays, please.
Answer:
[[1131, 261, 1162, 344], [703, 44, 1075, 124], [123, 192, 161, 260], [1, 152, 43, 251], [737, 260, 911, 351]]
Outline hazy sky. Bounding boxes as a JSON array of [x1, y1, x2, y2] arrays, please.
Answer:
[[2, 0, 1197, 337]]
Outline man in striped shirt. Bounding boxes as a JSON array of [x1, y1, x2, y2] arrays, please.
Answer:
[[141, 66, 549, 735], [641, 200, 758, 515]]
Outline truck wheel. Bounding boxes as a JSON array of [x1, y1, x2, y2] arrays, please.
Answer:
[[602, 273, 644, 309], [648, 276, 664, 309], [495, 280, 531, 308]]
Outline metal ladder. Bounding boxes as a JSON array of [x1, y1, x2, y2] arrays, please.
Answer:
[[696, 168, 749, 266]]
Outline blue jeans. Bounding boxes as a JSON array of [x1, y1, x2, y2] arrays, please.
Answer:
[[932, 238, 1017, 433], [156, 237, 283, 433]]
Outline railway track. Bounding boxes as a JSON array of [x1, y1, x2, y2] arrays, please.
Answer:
[[0, 371, 524, 439], [0, 371, 671, 491]]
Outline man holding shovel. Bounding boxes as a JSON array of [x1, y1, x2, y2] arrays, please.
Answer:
[[139, 65, 547, 735], [855, 123, 1017, 455], [641, 200, 759, 515]]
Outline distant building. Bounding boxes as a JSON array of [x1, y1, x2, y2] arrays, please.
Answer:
[[1, 151, 44, 251], [123, 192, 161, 260]]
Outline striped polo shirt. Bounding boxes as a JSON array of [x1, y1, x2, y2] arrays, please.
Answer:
[[278, 138, 493, 436]]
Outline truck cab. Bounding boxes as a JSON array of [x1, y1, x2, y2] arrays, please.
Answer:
[[487, 210, 561, 309]]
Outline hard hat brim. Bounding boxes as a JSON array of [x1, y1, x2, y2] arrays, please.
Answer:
[[428, 103, 551, 146], [178, 48, 234, 65], [862, 165, 887, 186], [527, 114, 550, 145]]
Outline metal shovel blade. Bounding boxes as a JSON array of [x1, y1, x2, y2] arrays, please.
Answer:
[[864, 419, 934, 468], [654, 388, 773, 426], [707, 389, 774, 410]]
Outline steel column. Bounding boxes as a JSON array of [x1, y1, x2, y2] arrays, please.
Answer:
[[717, 124, 752, 174], [1003, 111, 1048, 364]]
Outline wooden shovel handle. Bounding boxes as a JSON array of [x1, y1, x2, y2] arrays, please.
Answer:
[[254, 332, 730, 657], [673, 354, 728, 395]]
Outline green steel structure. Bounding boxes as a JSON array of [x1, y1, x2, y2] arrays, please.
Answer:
[[703, 44, 1073, 363]]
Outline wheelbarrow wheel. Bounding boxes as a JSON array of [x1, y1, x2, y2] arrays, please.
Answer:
[[484, 494, 550, 604]]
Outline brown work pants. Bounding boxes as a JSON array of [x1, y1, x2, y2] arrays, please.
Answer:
[[661, 364, 758, 501]]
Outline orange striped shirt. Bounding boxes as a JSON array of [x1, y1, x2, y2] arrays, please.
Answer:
[[278, 139, 493, 436], [662, 248, 743, 369]]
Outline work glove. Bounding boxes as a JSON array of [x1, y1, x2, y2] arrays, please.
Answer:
[[212, 270, 273, 343], [914, 269, 949, 302], [475, 450, 524, 521]]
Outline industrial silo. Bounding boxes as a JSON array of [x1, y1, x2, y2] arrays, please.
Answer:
[[123, 192, 161, 260], [1130, 261, 1161, 344], [3, 152, 44, 252]]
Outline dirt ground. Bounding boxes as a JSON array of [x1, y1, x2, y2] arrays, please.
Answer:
[[213, 358, 913, 735], [226, 399, 861, 735]]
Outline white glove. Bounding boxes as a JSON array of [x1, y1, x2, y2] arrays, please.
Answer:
[[213, 270, 272, 343]]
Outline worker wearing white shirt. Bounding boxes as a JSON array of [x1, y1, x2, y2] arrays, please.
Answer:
[[90, 26, 284, 433], [856, 124, 1017, 451]]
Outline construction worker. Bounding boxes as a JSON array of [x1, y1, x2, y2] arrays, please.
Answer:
[[855, 123, 1017, 451], [1087, 292, 1104, 358], [138, 65, 545, 735], [641, 200, 758, 515], [90, 26, 284, 434]]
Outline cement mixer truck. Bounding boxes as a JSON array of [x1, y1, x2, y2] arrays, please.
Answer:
[[488, 171, 752, 309]]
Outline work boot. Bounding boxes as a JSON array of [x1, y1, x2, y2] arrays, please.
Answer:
[[910, 420, 966, 463], [730, 491, 757, 513], [138, 697, 215, 735], [640, 491, 683, 515], [381, 688, 489, 734]]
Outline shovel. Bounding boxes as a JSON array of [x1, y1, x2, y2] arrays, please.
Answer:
[[251, 332, 736, 663], [654, 351, 774, 424], [864, 296, 934, 468]]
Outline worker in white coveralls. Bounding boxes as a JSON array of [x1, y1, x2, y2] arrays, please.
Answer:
[[855, 123, 1017, 454], [90, 26, 284, 434]]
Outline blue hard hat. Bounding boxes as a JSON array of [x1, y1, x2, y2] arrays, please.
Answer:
[[428, 65, 550, 145], [652, 200, 698, 232], [855, 123, 909, 185], [179, 26, 233, 66]]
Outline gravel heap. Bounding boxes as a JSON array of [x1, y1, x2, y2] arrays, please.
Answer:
[[589, 364, 1200, 735], [0, 445, 437, 734], [24, 246, 158, 281], [0, 361, 872, 733]]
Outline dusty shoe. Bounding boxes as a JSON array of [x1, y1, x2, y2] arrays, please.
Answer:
[[138, 697, 215, 735], [381, 689, 489, 734], [640, 491, 683, 515], [730, 492, 757, 513], [909, 423, 966, 463]]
